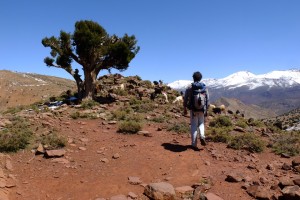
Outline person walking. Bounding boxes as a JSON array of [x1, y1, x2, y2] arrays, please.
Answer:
[[183, 71, 209, 150]]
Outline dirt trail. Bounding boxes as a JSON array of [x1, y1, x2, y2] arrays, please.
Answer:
[[5, 116, 291, 200]]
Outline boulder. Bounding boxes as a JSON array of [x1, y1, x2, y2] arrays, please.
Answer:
[[144, 182, 175, 200]]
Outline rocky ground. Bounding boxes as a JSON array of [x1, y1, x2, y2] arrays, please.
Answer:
[[0, 73, 299, 200], [0, 102, 299, 200]]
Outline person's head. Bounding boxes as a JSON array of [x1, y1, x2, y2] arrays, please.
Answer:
[[192, 71, 202, 82]]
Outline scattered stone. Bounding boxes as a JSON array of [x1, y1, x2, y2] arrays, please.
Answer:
[[100, 158, 109, 163], [294, 166, 300, 173], [246, 185, 272, 200], [0, 179, 6, 188], [293, 178, 300, 186], [108, 121, 117, 124], [144, 182, 175, 200], [292, 157, 300, 167], [205, 192, 224, 200], [112, 153, 120, 159], [175, 186, 194, 199], [234, 126, 245, 132], [281, 185, 300, 200], [282, 163, 292, 170], [0, 169, 4, 178], [45, 149, 66, 158], [5, 177, 16, 188], [51, 158, 70, 164], [205, 161, 211, 166], [110, 194, 127, 200], [138, 131, 153, 137], [128, 176, 142, 185], [281, 153, 291, 158], [193, 186, 206, 200], [266, 164, 275, 171], [259, 177, 269, 185], [78, 147, 87, 151], [5, 160, 13, 171], [225, 172, 243, 182], [36, 143, 45, 154], [247, 164, 257, 170], [279, 177, 294, 188], [0, 189, 9, 200], [80, 138, 89, 143], [128, 192, 138, 199]]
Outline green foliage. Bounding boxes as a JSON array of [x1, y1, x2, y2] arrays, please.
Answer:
[[206, 127, 232, 143], [209, 116, 232, 128], [131, 102, 155, 113], [151, 116, 166, 123], [118, 120, 142, 134], [3, 105, 26, 114], [0, 117, 33, 152], [142, 80, 153, 88], [80, 100, 99, 109], [113, 88, 128, 96], [112, 110, 127, 121], [39, 132, 67, 150], [126, 113, 143, 122], [70, 111, 98, 119], [272, 131, 300, 156], [111, 107, 143, 122], [228, 133, 265, 153], [42, 20, 140, 99], [247, 118, 264, 127], [167, 122, 189, 134], [235, 119, 248, 128]]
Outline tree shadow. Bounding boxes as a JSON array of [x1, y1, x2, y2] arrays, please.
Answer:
[[161, 143, 189, 152]]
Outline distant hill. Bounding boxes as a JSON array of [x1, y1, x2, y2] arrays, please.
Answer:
[[213, 97, 276, 119], [168, 69, 300, 115], [0, 70, 76, 111]]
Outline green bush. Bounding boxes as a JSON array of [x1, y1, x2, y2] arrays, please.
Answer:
[[127, 113, 143, 122], [236, 119, 248, 128], [0, 117, 33, 152], [3, 105, 25, 114], [113, 88, 128, 96], [209, 116, 232, 128], [112, 110, 127, 120], [118, 120, 142, 134], [70, 111, 97, 119], [247, 118, 264, 127], [151, 116, 166, 123], [206, 127, 232, 143], [131, 102, 155, 113], [228, 133, 265, 153], [80, 100, 99, 109], [167, 122, 189, 134], [39, 132, 67, 150], [272, 131, 300, 156]]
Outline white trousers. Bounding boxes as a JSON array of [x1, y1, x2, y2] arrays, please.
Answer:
[[190, 111, 205, 147]]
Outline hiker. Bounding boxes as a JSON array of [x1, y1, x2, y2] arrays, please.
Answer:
[[183, 71, 210, 150]]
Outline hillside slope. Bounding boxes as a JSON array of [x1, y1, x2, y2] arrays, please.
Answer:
[[0, 70, 76, 111], [213, 97, 276, 119]]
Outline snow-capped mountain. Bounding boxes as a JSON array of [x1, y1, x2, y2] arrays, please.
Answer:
[[168, 69, 300, 91], [168, 69, 300, 115]]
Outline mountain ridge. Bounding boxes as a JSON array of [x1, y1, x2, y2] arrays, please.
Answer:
[[168, 69, 300, 115], [168, 69, 300, 91]]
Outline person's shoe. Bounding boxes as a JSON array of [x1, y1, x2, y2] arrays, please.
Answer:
[[190, 145, 200, 151], [200, 138, 207, 146]]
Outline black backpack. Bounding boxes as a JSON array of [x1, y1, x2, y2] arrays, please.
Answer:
[[190, 82, 207, 112]]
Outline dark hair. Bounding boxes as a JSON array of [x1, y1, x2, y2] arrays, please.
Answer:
[[192, 71, 202, 82]]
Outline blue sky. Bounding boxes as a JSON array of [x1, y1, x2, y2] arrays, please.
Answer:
[[1, 0, 300, 83]]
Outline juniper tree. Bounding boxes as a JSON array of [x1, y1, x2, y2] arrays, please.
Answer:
[[42, 20, 139, 100]]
